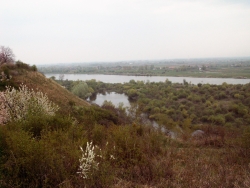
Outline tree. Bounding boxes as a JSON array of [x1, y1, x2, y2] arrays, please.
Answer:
[[71, 82, 93, 99], [0, 46, 15, 64], [183, 79, 188, 86], [59, 74, 64, 81], [127, 89, 139, 100]]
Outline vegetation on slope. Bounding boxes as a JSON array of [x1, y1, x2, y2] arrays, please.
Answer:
[[1, 61, 250, 187], [0, 61, 89, 114]]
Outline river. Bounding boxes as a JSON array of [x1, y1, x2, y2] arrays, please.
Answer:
[[45, 74, 250, 85]]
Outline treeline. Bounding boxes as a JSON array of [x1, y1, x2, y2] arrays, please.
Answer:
[[39, 60, 250, 78]]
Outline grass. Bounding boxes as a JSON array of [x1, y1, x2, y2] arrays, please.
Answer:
[[11, 70, 90, 114]]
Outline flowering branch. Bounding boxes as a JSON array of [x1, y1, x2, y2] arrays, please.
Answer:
[[0, 84, 59, 123], [77, 142, 99, 179]]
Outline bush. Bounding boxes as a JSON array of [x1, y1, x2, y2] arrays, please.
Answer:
[[31, 65, 37, 71], [225, 113, 234, 122], [15, 60, 36, 71], [14, 114, 73, 138], [71, 81, 93, 99], [127, 89, 139, 100], [0, 127, 83, 187], [208, 115, 226, 125], [1, 84, 59, 123]]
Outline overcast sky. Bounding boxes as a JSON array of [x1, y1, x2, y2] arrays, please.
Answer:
[[1, 0, 250, 64]]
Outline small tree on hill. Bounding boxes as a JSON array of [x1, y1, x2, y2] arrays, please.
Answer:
[[0, 46, 15, 65]]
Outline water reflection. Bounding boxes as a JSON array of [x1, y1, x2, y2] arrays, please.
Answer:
[[89, 92, 176, 137], [88, 92, 131, 108], [89, 93, 97, 101]]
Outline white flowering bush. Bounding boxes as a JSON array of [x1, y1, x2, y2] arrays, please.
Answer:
[[77, 142, 100, 179], [0, 92, 8, 124], [77, 141, 117, 181], [0, 84, 59, 123]]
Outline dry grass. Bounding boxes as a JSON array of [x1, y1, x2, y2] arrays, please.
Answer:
[[170, 147, 246, 187], [108, 125, 250, 188], [11, 70, 90, 113], [111, 146, 250, 188]]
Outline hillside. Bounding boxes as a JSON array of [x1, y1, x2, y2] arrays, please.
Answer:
[[1, 64, 90, 113]]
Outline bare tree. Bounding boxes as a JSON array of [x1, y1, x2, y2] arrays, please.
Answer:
[[0, 46, 15, 65]]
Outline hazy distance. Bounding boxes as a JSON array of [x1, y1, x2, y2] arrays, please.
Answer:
[[1, 0, 250, 65]]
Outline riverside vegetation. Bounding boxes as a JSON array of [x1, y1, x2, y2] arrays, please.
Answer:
[[0, 61, 250, 187]]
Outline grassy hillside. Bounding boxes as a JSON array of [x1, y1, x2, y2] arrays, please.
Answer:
[[0, 63, 90, 114], [14, 71, 89, 111]]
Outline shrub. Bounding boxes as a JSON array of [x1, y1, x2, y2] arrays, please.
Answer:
[[1, 84, 59, 123], [14, 114, 73, 138], [15, 60, 30, 69], [71, 81, 93, 99], [0, 127, 82, 187], [0, 92, 8, 124], [127, 88, 139, 100], [225, 113, 234, 122], [31, 65, 37, 71], [209, 115, 226, 125], [78, 142, 100, 179]]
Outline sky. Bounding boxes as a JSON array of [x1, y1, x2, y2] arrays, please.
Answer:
[[1, 0, 250, 64]]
